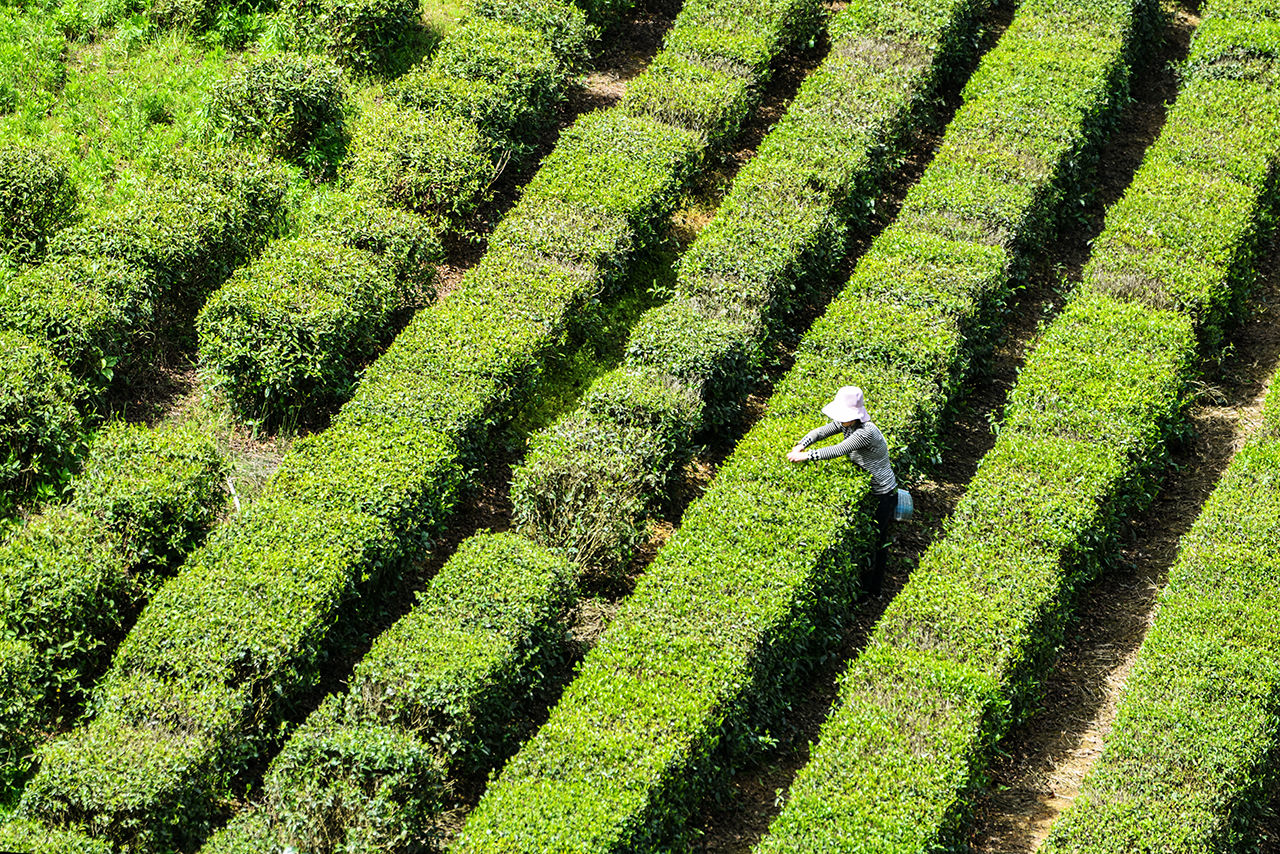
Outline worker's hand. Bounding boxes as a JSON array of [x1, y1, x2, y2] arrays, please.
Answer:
[[786, 449, 807, 463]]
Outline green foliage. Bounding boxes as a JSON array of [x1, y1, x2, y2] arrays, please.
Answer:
[[391, 16, 565, 153], [757, 0, 1280, 849], [0, 507, 135, 708], [458, 0, 1157, 848], [0, 330, 82, 513], [0, 639, 39, 790], [509, 0, 994, 575], [344, 100, 491, 224], [209, 702, 447, 854], [73, 421, 227, 577], [0, 819, 109, 854], [47, 174, 268, 307], [206, 51, 348, 167], [11, 415, 463, 847], [301, 189, 443, 294], [207, 532, 574, 851], [0, 255, 151, 385], [0, 420, 225, 775], [11, 0, 799, 839], [16, 501, 397, 850], [0, 5, 64, 118], [468, 0, 595, 66], [283, 0, 421, 72], [620, 0, 820, 144], [196, 237, 400, 424], [512, 367, 700, 571], [0, 141, 77, 262]]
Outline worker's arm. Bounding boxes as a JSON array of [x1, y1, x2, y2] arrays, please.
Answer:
[[795, 421, 840, 450], [806, 428, 869, 461]]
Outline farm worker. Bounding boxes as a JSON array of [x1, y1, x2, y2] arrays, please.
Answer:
[[786, 385, 897, 596]]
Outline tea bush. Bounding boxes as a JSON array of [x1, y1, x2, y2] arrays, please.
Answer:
[[0, 422, 225, 739], [197, 237, 400, 423], [203, 532, 574, 851], [0, 142, 78, 263], [0, 639, 39, 790], [13, 0, 807, 839], [284, 0, 419, 72], [0, 330, 82, 513], [206, 51, 348, 165], [511, 0, 991, 572], [302, 189, 443, 294], [391, 16, 566, 153], [344, 100, 491, 224], [0, 256, 150, 386], [1041, 380, 1280, 853], [47, 174, 269, 307]]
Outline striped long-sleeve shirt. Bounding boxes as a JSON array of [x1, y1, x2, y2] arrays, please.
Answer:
[[798, 419, 897, 495]]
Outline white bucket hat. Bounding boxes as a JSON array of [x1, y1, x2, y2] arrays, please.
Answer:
[[822, 386, 869, 424]]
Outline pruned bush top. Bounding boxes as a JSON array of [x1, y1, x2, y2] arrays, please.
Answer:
[[345, 101, 491, 223], [284, 0, 420, 72], [206, 52, 348, 165], [0, 255, 152, 385], [0, 330, 82, 512], [196, 237, 401, 424], [47, 175, 262, 306], [0, 142, 77, 263]]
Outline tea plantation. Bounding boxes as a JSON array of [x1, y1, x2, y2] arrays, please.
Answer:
[[1, 0, 1278, 849]]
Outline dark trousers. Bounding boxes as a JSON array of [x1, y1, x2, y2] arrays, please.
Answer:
[[869, 491, 897, 596]]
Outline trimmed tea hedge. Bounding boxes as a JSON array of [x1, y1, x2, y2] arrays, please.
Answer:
[[345, 101, 492, 224], [0, 422, 224, 792], [302, 189, 444, 293], [0, 820, 106, 854], [0, 639, 39, 790], [47, 173, 274, 308], [202, 532, 574, 852], [206, 52, 348, 165], [0, 255, 151, 385], [455, 0, 1156, 849], [0, 142, 77, 263], [0, 422, 225, 711], [202, 0, 586, 424], [13, 0, 817, 842], [756, 1, 1280, 849], [73, 421, 228, 577], [196, 237, 401, 423], [0, 331, 81, 513], [513, 0, 994, 572], [1040, 381, 1280, 853], [391, 15, 572, 154], [283, 0, 421, 72]]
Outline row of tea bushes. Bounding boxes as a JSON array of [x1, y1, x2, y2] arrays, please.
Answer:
[[453, 0, 1158, 848], [757, 1, 1280, 848], [200, 532, 575, 852], [196, 0, 594, 424], [0, 151, 287, 510], [1041, 382, 1280, 852], [6, 0, 820, 844], [511, 0, 994, 573], [0, 422, 225, 790]]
